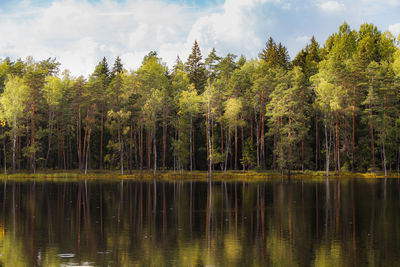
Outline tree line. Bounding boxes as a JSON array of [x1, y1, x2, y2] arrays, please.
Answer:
[[0, 22, 400, 176]]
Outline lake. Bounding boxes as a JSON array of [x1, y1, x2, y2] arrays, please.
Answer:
[[0, 178, 399, 266]]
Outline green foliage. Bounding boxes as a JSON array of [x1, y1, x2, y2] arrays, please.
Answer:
[[0, 22, 398, 175], [0, 75, 29, 126], [259, 37, 290, 69], [186, 41, 207, 93], [241, 139, 256, 169], [173, 84, 200, 169], [267, 67, 309, 172]]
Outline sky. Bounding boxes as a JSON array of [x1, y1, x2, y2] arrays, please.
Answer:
[[0, 0, 399, 77]]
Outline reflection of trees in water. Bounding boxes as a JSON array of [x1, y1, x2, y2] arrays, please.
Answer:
[[0, 179, 398, 266]]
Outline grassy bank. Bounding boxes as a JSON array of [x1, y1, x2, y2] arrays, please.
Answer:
[[0, 169, 397, 182]]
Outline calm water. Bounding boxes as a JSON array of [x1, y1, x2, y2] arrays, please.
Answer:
[[0, 178, 399, 266]]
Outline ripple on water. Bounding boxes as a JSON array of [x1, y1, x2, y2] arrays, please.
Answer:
[[58, 253, 75, 258], [96, 250, 111, 254], [60, 264, 94, 267]]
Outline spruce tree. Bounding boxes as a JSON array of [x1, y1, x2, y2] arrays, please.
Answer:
[[186, 41, 206, 93]]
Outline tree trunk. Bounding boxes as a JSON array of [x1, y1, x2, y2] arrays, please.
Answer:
[[77, 106, 82, 172], [192, 120, 196, 170], [315, 111, 319, 171], [369, 101, 375, 171], [99, 107, 104, 169], [139, 124, 143, 170], [68, 131, 72, 169], [82, 105, 92, 173], [336, 115, 340, 172], [121, 138, 124, 175], [45, 105, 53, 169], [241, 126, 245, 171], [31, 102, 36, 173], [211, 117, 214, 171], [190, 116, 193, 172], [260, 93, 265, 169], [224, 127, 231, 173], [325, 120, 330, 177], [25, 127, 30, 170], [206, 117, 209, 172], [153, 126, 157, 176], [288, 118, 292, 178], [162, 119, 167, 169], [129, 120, 133, 174], [352, 107, 355, 172], [207, 100, 212, 177], [235, 126, 238, 170], [254, 108, 260, 168], [220, 122, 224, 170], [82, 125, 88, 171], [134, 122, 138, 170], [333, 118, 337, 172], [174, 122, 177, 172], [301, 138, 305, 172], [382, 137, 387, 177], [250, 112, 253, 146], [84, 127, 91, 175], [57, 116, 61, 169], [118, 120, 123, 175], [273, 121, 277, 170], [382, 91, 387, 176], [12, 119, 16, 173], [3, 128, 6, 174], [62, 114, 66, 171], [147, 129, 151, 170]]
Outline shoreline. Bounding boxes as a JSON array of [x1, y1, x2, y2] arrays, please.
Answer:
[[0, 170, 397, 181]]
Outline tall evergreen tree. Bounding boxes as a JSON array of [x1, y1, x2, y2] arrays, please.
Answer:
[[186, 41, 207, 93], [89, 57, 110, 169], [259, 37, 290, 69]]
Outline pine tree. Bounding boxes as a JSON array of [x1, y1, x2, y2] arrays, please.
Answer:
[[90, 57, 110, 169], [259, 37, 290, 69], [23, 58, 59, 172], [107, 57, 126, 174], [204, 48, 221, 82], [267, 67, 309, 176], [110, 56, 123, 80], [186, 41, 206, 93]]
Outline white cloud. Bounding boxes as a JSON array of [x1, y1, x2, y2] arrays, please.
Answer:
[[295, 35, 311, 44], [0, 0, 196, 76], [282, 3, 291, 9], [18, 0, 32, 9], [361, 0, 400, 7], [384, 0, 400, 6], [389, 23, 400, 38], [317, 1, 345, 12], [186, 0, 277, 61], [1, 0, 397, 77], [0, 0, 280, 76]]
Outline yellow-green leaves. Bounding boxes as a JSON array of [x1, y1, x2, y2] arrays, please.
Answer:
[[43, 76, 63, 107], [178, 84, 200, 117], [393, 49, 400, 77], [0, 75, 29, 126], [223, 97, 244, 129]]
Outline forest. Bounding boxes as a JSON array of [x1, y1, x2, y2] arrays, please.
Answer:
[[0, 22, 400, 176]]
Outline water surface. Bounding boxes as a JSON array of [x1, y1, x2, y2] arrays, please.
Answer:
[[0, 178, 399, 266]]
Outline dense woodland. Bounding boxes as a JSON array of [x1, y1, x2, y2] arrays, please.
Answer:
[[1, 22, 400, 176]]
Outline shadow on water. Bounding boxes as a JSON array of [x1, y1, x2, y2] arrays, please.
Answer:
[[0, 178, 399, 266]]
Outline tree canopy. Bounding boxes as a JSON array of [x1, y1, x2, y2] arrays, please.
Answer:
[[0, 23, 399, 176]]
